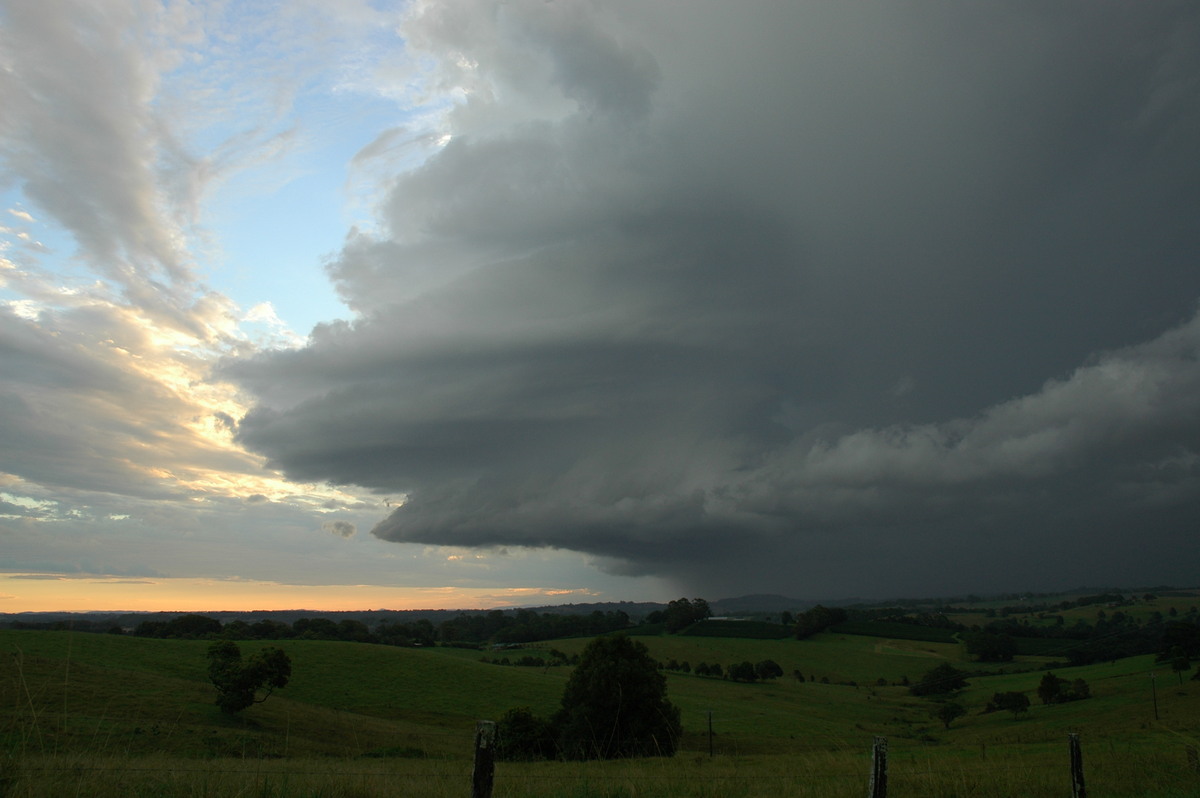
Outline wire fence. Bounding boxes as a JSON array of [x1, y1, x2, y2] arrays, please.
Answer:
[[5, 730, 1199, 798]]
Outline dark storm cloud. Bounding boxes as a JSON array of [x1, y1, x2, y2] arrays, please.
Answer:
[[228, 1, 1200, 597]]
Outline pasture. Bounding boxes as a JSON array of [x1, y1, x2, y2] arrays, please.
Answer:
[[2, 626, 1198, 796]]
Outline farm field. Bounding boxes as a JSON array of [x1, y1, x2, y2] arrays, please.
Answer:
[[2, 627, 1199, 797]]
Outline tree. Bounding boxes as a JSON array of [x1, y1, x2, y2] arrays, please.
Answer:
[[496, 707, 555, 761], [754, 660, 784, 681], [934, 701, 966, 729], [293, 617, 340, 640], [793, 605, 847, 639], [664, 598, 711, 633], [965, 632, 1016, 662], [728, 661, 758, 682], [1169, 646, 1191, 686], [909, 663, 969, 697], [1037, 672, 1064, 705], [167, 614, 223, 639], [1037, 672, 1091, 705], [553, 635, 681, 759], [1162, 621, 1200, 656], [987, 691, 1030, 718], [206, 641, 291, 714]]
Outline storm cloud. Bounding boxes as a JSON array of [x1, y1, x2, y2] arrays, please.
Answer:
[[226, 1, 1200, 597]]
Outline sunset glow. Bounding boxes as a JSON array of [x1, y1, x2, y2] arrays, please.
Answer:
[[0, 573, 600, 614]]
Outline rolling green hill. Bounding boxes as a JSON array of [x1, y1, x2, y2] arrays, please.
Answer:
[[2, 627, 1198, 797]]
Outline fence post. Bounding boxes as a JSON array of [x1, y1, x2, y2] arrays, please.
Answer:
[[472, 720, 496, 798], [1068, 733, 1086, 798], [868, 736, 887, 798]]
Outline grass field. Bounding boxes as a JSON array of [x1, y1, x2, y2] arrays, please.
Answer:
[[2, 627, 1199, 796]]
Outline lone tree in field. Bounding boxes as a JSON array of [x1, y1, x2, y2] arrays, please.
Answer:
[[934, 700, 966, 729], [554, 634, 681, 759], [207, 641, 291, 714]]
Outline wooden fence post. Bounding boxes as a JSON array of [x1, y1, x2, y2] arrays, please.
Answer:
[[868, 736, 888, 798], [473, 720, 497, 798], [1068, 733, 1086, 798]]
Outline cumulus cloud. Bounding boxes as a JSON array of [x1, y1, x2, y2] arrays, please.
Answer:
[[323, 520, 357, 539], [225, 1, 1200, 597]]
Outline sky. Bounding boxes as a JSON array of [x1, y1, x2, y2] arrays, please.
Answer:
[[2, 1, 1199, 613]]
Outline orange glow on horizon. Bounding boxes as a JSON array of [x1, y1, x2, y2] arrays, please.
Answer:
[[0, 573, 600, 614]]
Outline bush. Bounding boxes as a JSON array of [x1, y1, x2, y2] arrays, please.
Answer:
[[496, 707, 555, 761]]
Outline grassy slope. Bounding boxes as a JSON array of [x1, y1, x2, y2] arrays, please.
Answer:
[[3, 628, 1197, 764], [1, 632, 565, 759], [4, 628, 1200, 797]]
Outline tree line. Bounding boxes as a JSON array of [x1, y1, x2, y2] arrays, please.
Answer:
[[120, 608, 635, 647], [847, 602, 1200, 666]]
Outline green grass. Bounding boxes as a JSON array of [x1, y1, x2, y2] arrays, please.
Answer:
[[680, 620, 791, 640], [831, 621, 961, 644], [2, 628, 1199, 796]]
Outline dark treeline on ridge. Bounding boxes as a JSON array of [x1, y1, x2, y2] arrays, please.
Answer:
[[5, 607, 636, 648], [3, 589, 1197, 666]]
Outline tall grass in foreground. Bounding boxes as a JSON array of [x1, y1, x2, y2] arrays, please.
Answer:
[[3, 746, 1199, 798]]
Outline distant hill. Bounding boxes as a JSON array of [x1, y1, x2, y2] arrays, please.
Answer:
[[5, 586, 1191, 629], [0, 597, 815, 628], [710, 594, 811, 615]]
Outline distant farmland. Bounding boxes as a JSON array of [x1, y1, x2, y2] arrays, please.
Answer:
[[2, 589, 1199, 796]]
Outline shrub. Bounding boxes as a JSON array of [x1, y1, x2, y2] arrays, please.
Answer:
[[496, 707, 555, 761]]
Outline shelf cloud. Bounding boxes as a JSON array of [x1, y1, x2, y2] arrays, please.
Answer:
[[226, 1, 1200, 596]]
